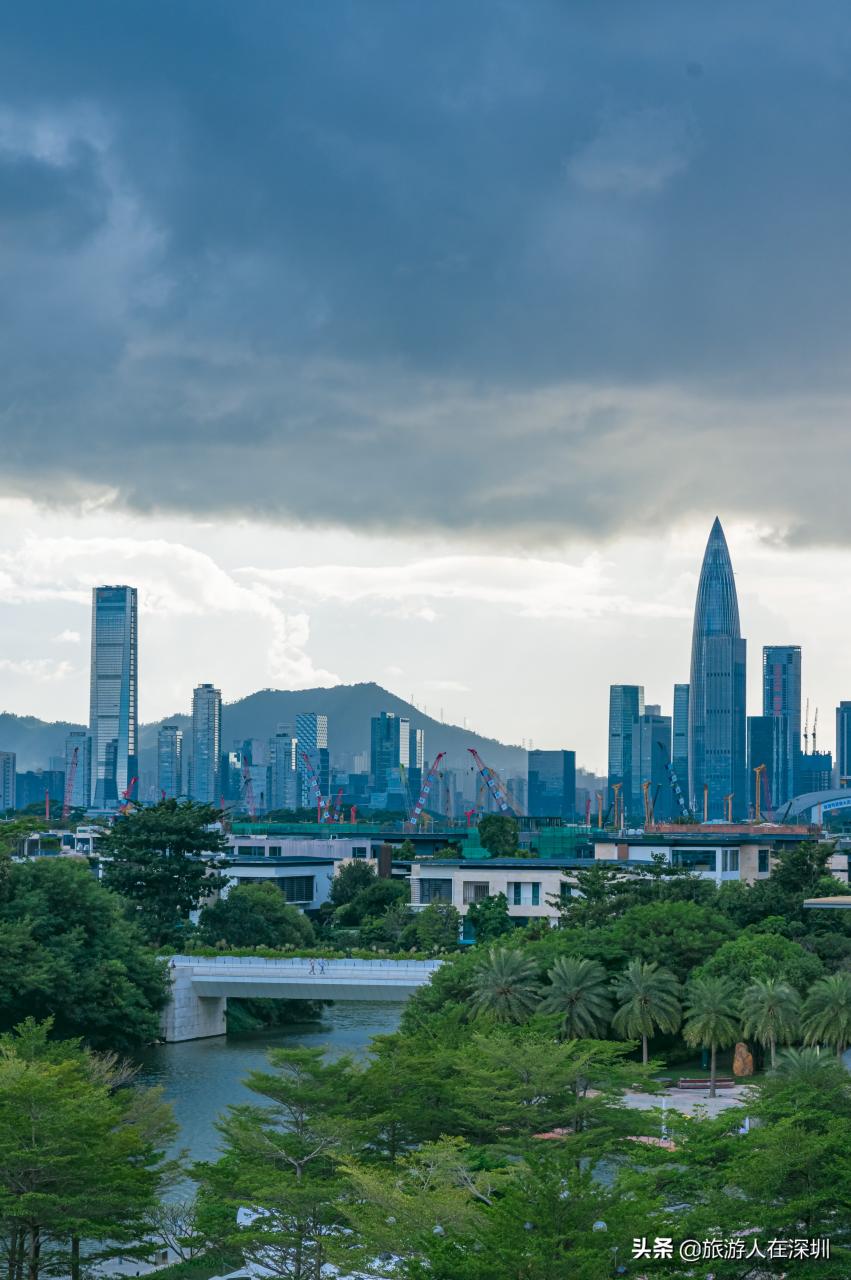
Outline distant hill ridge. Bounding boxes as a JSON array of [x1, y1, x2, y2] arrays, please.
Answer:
[[1, 683, 526, 775]]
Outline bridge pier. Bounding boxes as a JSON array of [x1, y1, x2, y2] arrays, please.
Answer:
[[160, 962, 227, 1042]]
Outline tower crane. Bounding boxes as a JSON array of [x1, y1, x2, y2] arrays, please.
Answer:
[[411, 752, 445, 822], [467, 749, 525, 817], [118, 777, 138, 815], [298, 750, 330, 822], [812, 707, 819, 754], [62, 747, 79, 822], [753, 763, 767, 822], [656, 741, 691, 820], [803, 698, 810, 754]]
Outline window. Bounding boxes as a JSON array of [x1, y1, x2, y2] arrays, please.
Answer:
[[352, 846, 368, 859], [278, 876, 315, 903], [237, 845, 256, 857], [418, 877, 453, 904], [508, 881, 541, 906], [462, 881, 490, 905], [758, 850, 769, 874], [269, 845, 281, 857]]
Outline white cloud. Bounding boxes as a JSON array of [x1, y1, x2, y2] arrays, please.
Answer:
[[0, 658, 73, 682], [53, 629, 81, 644], [567, 108, 693, 196]]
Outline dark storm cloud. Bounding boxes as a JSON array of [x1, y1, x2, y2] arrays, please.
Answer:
[[2, 1, 851, 541]]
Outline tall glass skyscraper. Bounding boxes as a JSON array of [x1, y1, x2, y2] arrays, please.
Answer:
[[688, 519, 747, 820], [89, 586, 138, 808], [158, 725, 184, 800], [607, 684, 644, 821], [837, 702, 851, 784], [672, 683, 690, 793], [190, 684, 221, 803], [762, 645, 801, 806], [370, 711, 409, 791], [528, 749, 577, 819], [296, 711, 329, 805]]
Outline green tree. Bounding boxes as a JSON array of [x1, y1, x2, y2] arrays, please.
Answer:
[[694, 928, 823, 994], [0, 1019, 175, 1280], [102, 799, 227, 946], [469, 948, 541, 1023], [0, 859, 167, 1050], [477, 815, 519, 857], [335, 875, 408, 927], [740, 977, 800, 1067], [195, 1046, 358, 1280], [682, 975, 739, 1098], [464, 892, 513, 944], [539, 957, 612, 1038], [407, 901, 461, 951], [328, 860, 376, 908], [802, 972, 851, 1057], [595, 900, 736, 973], [197, 881, 315, 949], [610, 959, 681, 1064]]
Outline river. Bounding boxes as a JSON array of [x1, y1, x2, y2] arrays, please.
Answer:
[[138, 1002, 404, 1164]]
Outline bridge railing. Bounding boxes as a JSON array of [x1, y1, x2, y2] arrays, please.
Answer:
[[170, 954, 442, 971]]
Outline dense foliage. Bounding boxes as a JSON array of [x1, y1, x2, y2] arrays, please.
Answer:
[[197, 881, 315, 949]]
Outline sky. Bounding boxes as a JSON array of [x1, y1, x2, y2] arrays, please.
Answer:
[[2, 2, 851, 772]]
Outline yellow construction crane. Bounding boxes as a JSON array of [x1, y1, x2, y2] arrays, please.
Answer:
[[753, 763, 766, 822], [723, 792, 734, 823], [611, 782, 622, 831]]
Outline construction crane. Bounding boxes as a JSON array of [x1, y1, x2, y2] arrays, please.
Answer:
[[467, 749, 523, 817], [329, 787, 344, 822], [723, 792, 734, 823], [611, 781, 622, 830], [298, 750, 330, 822], [411, 752, 446, 821], [62, 746, 79, 821], [656, 741, 690, 820], [642, 780, 653, 829], [753, 764, 766, 822], [596, 791, 604, 827], [812, 707, 819, 754], [803, 698, 810, 754], [118, 776, 138, 815], [241, 760, 256, 820]]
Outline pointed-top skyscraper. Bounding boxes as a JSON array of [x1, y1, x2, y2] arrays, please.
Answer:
[[688, 518, 747, 820]]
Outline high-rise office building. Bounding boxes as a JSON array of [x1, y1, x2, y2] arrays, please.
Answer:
[[190, 684, 221, 803], [837, 702, 851, 785], [631, 707, 673, 822], [528, 749, 577, 819], [89, 585, 138, 808], [410, 727, 425, 770], [157, 725, 184, 800], [672, 684, 689, 794], [64, 731, 91, 809], [688, 518, 747, 820], [370, 712, 410, 791], [747, 715, 790, 816], [295, 712, 329, 805], [269, 725, 297, 810], [608, 685, 644, 820], [762, 645, 801, 806], [0, 751, 15, 812]]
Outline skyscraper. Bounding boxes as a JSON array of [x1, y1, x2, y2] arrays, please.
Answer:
[[0, 752, 15, 812], [837, 702, 851, 785], [762, 645, 801, 806], [608, 685, 644, 821], [370, 712, 410, 791], [89, 585, 138, 808], [672, 684, 689, 793], [688, 518, 747, 820], [157, 725, 184, 800], [295, 712, 329, 805], [190, 684, 221, 803], [528, 749, 577, 819], [64, 730, 91, 809], [631, 707, 673, 822], [269, 725, 297, 810]]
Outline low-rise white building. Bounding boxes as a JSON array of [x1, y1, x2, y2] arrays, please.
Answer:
[[410, 857, 574, 935]]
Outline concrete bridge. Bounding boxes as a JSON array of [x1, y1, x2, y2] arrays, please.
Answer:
[[160, 954, 443, 1041]]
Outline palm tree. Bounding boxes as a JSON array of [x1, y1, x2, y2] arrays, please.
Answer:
[[469, 948, 541, 1023], [801, 972, 851, 1058], [539, 956, 613, 1038], [741, 977, 800, 1068], [682, 975, 739, 1098], [611, 960, 682, 1064]]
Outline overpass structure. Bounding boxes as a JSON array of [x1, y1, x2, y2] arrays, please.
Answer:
[[160, 954, 443, 1041]]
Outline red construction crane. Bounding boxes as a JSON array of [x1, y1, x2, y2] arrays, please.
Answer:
[[411, 752, 446, 821], [467, 749, 524, 817], [118, 776, 138, 815], [62, 747, 79, 821], [330, 787, 344, 822], [298, 750, 331, 822]]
